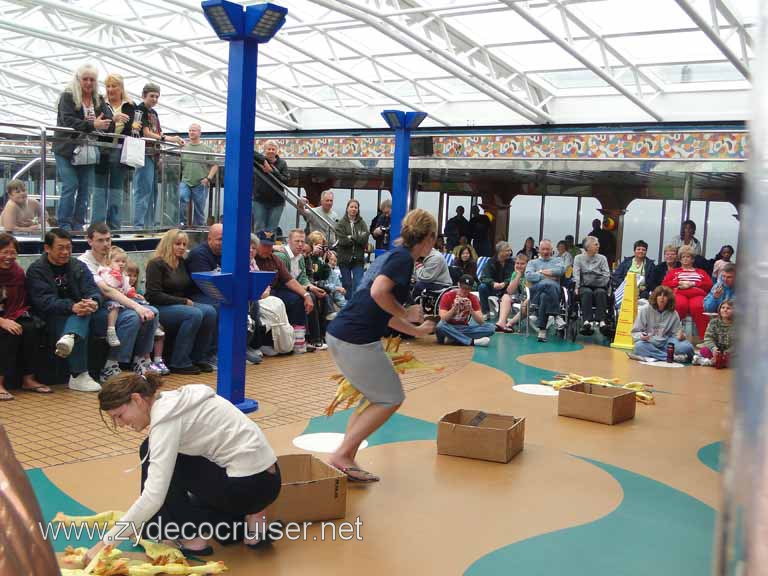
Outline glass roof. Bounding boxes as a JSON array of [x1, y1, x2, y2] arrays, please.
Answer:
[[0, 0, 755, 132]]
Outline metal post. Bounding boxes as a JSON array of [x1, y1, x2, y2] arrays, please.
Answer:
[[538, 194, 546, 242], [702, 200, 711, 257], [659, 199, 667, 262], [39, 125, 47, 242], [390, 127, 410, 244], [575, 195, 582, 243], [714, 3, 766, 573], [682, 173, 692, 226]]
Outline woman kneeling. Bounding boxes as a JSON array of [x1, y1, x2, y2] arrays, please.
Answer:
[[87, 373, 280, 561]]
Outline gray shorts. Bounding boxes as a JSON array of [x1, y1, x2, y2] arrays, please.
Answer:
[[326, 333, 405, 406]]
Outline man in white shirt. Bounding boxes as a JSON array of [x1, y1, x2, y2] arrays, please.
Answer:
[[78, 222, 159, 381]]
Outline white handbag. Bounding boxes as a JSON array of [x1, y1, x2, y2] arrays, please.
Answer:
[[120, 136, 145, 168]]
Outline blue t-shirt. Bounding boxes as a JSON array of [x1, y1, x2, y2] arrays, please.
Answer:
[[327, 246, 413, 344]]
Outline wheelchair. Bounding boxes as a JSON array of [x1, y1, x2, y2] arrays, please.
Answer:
[[415, 285, 455, 319], [524, 283, 571, 340], [564, 283, 616, 342]]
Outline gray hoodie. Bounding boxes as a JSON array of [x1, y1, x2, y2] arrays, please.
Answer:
[[103, 385, 276, 544], [631, 305, 682, 347], [415, 248, 452, 287], [573, 252, 610, 288]]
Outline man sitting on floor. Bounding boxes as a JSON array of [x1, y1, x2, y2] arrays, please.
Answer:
[[704, 263, 735, 313], [435, 274, 494, 347]]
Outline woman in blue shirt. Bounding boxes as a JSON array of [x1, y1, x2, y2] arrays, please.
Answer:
[[326, 209, 437, 483]]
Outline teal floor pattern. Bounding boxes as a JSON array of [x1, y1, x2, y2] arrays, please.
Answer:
[[303, 408, 437, 445], [464, 457, 715, 576], [698, 441, 723, 472]]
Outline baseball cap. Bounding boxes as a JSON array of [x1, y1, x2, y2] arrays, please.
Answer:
[[256, 229, 275, 245], [458, 274, 474, 287]]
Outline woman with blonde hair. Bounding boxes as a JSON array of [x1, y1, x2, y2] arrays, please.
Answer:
[[144, 229, 216, 374], [325, 209, 437, 483], [53, 63, 112, 231], [92, 73, 135, 230]]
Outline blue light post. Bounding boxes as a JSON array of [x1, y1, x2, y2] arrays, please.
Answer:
[[193, 0, 287, 413], [381, 110, 428, 246]]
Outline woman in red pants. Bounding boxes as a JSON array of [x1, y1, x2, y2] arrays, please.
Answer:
[[662, 245, 713, 337]]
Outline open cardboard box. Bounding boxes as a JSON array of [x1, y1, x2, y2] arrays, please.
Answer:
[[437, 409, 525, 463], [266, 454, 347, 522], [558, 382, 636, 425]]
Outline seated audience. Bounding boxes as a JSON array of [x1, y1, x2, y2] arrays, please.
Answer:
[[78, 222, 160, 381], [186, 223, 223, 307], [248, 234, 294, 359], [451, 236, 478, 261], [1, 180, 41, 233], [125, 258, 169, 375], [413, 241, 453, 297], [479, 241, 514, 318], [145, 229, 216, 374], [436, 274, 494, 347], [648, 244, 679, 293], [693, 300, 735, 367], [517, 236, 538, 261], [662, 245, 713, 337], [704, 262, 735, 312], [629, 285, 694, 363], [495, 253, 528, 333], [252, 229, 314, 347], [556, 240, 574, 269], [25, 228, 102, 392], [612, 240, 655, 300], [0, 233, 52, 400], [712, 245, 735, 281], [671, 219, 702, 256], [525, 239, 564, 342], [276, 229, 327, 350], [455, 245, 477, 284], [323, 250, 347, 315], [573, 236, 611, 335]]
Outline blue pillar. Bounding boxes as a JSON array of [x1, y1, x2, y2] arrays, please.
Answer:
[[382, 110, 428, 247]]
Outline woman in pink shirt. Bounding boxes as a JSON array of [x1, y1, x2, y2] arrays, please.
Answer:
[[662, 245, 713, 337]]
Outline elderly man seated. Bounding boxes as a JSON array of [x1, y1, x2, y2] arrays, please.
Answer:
[[525, 239, 564, 342], [704, 263, 735, 313], [573, 235, 611, 335], [435, 274, 494, 347]]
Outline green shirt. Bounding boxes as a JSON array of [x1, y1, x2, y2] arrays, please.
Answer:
[[507, 270, 526, 298], [181, 142, 215, 186]]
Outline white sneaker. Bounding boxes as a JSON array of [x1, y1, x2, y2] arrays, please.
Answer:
[[155, 326, 165, 338], [106, 327, 121, 347], [326, 312, 338, 321], [68, 372, 101, 392], [473, 337, 490, 347], [56, 334, 75, 358], [555, 316, 567, 329]]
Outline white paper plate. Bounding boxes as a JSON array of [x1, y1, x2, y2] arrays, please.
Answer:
[[292, 432, 369, 453], [513, 384, 559, 396]]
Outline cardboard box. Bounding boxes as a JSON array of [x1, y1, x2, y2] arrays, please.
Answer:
[[557, 383, 636, 425], [266, 454, 347, 522], [437, 409, 525, 463]]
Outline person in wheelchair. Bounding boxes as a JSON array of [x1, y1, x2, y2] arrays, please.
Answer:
[[495, 253, 528, 333], [573, 236, 611, 335], [524, 239, 564, 342]]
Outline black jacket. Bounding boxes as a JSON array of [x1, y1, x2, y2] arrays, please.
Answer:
[[52, 91, 111, 160], [370, 212, 391, 250], [25, 256, 102, 317], [252, 153, 290, 205], [612, 257, 656, 299]]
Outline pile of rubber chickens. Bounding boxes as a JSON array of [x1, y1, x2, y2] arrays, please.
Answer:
[[325, 336, 443, 416], [55, 511, 227, 575], [540, 373, 655, 404]]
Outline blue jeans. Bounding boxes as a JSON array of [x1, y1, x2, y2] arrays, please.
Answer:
[[529, 281, 561, 329], [634, 338, 694, 361], [92, 150, 126, 230], [179, 182, 207, 226], [93, 304, 159, 364], [340, 265, 365, 295], [478, 283, 505, 315], [252, 200, 283, 232], [55, 154, 94, 231], [156, 303, 217, 368], [271, 286, 306, 327], [54, 314, 92, 375], [436, 320, 495, 346], [132, 155, 156, 228]]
